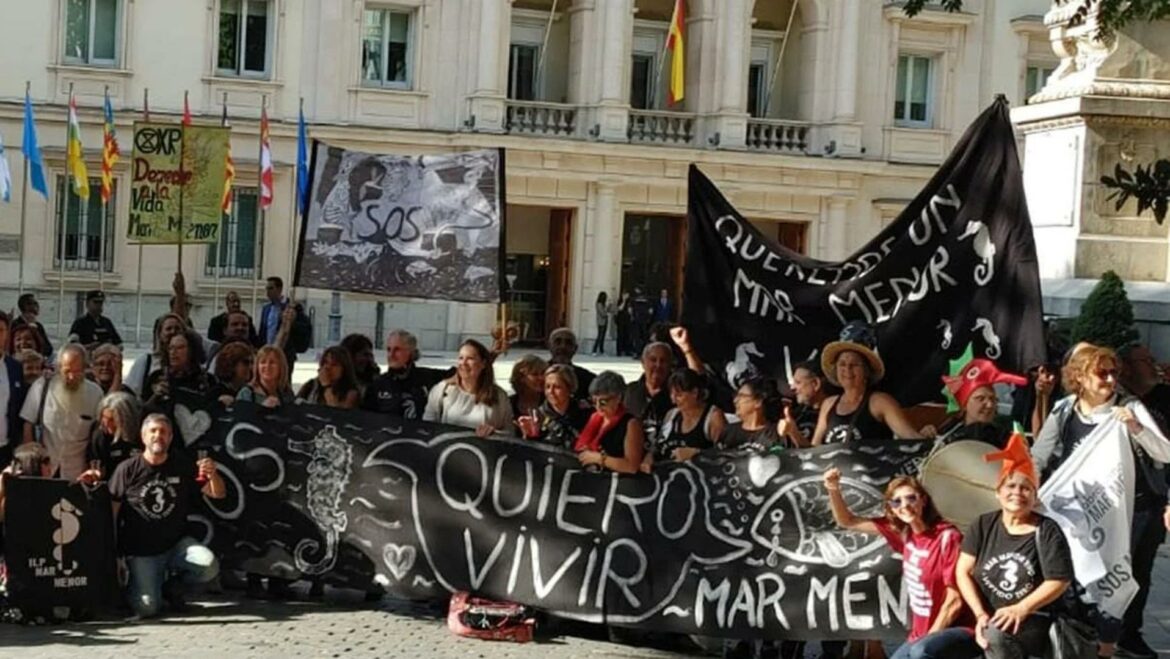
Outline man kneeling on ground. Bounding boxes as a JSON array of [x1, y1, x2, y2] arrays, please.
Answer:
[[109, 414, 225, 618]]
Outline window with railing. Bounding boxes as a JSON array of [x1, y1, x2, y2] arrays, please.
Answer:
[[54, 176, 115, 272], [630, 53, 656, 110], [63, 0, 120, 66], [206, 187, 263, 279], [217, 0, 273, 78], [508, 43, 539, 101]]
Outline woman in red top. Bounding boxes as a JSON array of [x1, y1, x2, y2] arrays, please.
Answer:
[[823, 468, 980, 659]]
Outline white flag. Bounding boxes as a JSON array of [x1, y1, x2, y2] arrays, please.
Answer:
[[1039, 417, 1137, 618], [0, 132, 11, 203]]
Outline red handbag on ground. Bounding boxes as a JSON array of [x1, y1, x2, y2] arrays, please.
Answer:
[[446, 591, 536, 643]]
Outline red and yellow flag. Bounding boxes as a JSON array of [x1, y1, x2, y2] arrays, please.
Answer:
[[667, 0, 685, 105], [100, 91, 119, 205], [221, 101, 235, 213]]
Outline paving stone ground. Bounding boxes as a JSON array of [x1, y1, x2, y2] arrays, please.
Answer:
[[4, 545, 1170, 659]]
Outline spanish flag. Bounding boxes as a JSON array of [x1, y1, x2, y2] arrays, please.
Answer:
[[667, 0, 685, 105], [66, 94, 90, 199]]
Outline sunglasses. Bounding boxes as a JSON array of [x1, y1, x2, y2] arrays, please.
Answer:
[[591, 396, 617, 408], [1094, 368, 1118, 380], [888, 494, 920, 509]]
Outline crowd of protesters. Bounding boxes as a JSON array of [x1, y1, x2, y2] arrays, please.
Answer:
[[0, 278, 1169, 659]]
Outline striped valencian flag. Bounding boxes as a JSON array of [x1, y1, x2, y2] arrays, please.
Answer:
[[259, 106, 273, 209], [221, 101, 234, 212], [100, 90, 119, 205]]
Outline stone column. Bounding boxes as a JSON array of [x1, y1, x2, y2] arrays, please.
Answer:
[[700, 0, 750, 149], [584, 181, 621, 348], [814, 2, 863, 157], [825, 197, 850, 260], [466, 0, 510, 132], [574, 0, 632, 141]]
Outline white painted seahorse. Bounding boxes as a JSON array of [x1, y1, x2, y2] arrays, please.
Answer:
[[972, 318, 1002, 359], [288, 425, 353, 575], [958, 220, 996, 286]]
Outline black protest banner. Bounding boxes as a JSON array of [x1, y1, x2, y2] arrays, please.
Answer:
[[293, 144, 505, 303], [3, 478, 116, 617], [176, 397, 930, 641], [682, 98, 1045, 404]]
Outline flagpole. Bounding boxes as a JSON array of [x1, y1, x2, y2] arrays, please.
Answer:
[[97, 85, 109, 292], [57, 83, 73, 342], [762, 0, 799, 118], [135, 88, 149, 348], [214, 92, 228, 309], [534, 0, 559, 94], [252, 95, 266, 320], [17, 81, 30, 298]]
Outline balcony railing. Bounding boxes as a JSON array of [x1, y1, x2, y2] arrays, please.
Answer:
[[745, 119, 811, 154], [505, 101, 578, 137], [628, 110, 695, 145]]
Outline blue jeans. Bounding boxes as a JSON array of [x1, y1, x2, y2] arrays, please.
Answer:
[[890, 628, 981, 659], [126, 536, 219, 617]]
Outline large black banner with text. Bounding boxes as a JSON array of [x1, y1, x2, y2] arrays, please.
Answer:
[[682, 98, 1045, 404], [169, 398, 931, 641]]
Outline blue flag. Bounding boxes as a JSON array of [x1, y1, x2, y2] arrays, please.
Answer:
[[296, 104, 309, 216], [0, 132, 11, 203], [22, 91, 48, 198]]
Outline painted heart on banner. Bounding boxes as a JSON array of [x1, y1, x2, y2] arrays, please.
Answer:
[[382, 543, 416, 581], [748, 454, 781, 488], [175, 404, 212, 446]]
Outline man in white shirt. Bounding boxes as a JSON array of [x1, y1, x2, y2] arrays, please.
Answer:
[[20, 344, 103, 480]]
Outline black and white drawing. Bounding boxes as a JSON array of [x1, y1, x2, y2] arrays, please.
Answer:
[[294, 144, 505, 303], [172, 394, 931, 641]]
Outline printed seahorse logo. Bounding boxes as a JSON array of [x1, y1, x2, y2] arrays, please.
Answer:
[[958, 220, 996, 286], [998, 559, 1019, 592], [51, 498, 83, 575], [289, 425, 353, 575]]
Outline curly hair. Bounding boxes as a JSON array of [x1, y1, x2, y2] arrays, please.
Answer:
[[510, 354, 549, 394], [213, 341, 256, 384], [1062, 344, 1117, 398]]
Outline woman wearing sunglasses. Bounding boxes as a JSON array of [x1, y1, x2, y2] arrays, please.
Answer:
[[574, 371, 644, 473], [1032, 344, 1170, 659], [823, 468, 979, 659]]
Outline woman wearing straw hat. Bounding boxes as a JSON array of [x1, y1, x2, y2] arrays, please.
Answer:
[[812, 321, 931, 444]]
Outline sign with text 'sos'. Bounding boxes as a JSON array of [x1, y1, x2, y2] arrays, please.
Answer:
[[128, 122, 228, 244]]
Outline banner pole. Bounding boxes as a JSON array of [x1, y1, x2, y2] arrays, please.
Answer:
[[134, 89, 151, 348], [57, 83, 73, 343], [214, 92, 229, 310], [177, 91, 187, 274]]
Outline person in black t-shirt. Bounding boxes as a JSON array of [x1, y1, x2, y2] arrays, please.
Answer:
[[623, 342, 674, 445], [108, 414, 225, 618], [80, 391, 142, 482], [957, 434, 1073, 659], [68, 290, 122, 348], [361, 329, 447, 420]]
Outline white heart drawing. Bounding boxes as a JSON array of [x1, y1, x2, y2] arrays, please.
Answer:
[[747, 454, 781, 488], [175, 404, 212, 446], [382, 543, 416, 581]]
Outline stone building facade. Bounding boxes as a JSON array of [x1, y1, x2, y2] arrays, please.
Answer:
[[0, 0, 1057, 350]]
